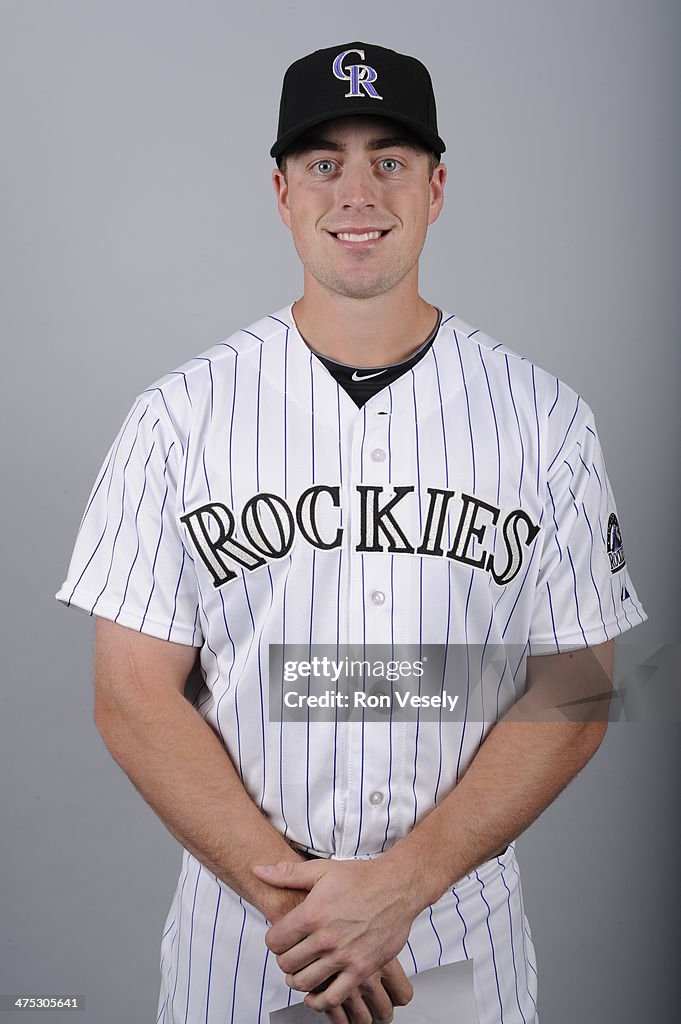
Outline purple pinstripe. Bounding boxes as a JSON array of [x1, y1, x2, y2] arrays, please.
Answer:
[[475, 867, 505, 1022], [70, 403, 149, 608], [182, 868, 202, 1024], [504, 355, 525, 506], [204, 886, 221, 1024], [114, 428, 162, 618], [141, 451, 173, 630]]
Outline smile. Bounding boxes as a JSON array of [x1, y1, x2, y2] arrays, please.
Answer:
[[327, 228, 392, 248], [337, 231, 383, 241]]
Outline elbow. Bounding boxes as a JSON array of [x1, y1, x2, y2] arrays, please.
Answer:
[[93, 696, 136, 756], [93, 690, 119, 736], [93, 700, 121, 751], [576, 719, 609, 766], [588, 716, 609, 746]]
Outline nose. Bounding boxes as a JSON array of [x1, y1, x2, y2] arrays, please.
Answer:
[[337, 161, 378, 210]]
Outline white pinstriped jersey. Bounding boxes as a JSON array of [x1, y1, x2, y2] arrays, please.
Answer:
[[56, 303, 646, 1023]]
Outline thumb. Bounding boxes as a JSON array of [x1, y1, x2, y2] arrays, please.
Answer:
[[251, 859, 326, 890]]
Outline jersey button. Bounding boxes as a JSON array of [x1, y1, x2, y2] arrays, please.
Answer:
[[370, 448, 386, 462], [370, 590, 386, 606], [369, 791, 384, 805]]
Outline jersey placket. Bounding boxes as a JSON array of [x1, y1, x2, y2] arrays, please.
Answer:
[[335, 397, 395, 858]]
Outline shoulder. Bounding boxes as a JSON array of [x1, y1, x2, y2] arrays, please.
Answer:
[[438, 308, 597, 443], [130, 306, 294, 433]]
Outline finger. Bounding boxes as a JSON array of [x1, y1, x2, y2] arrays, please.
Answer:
[[356, 975, 394, 1022], [252, 859, 325, 890], [285, 954, 339, 993], [338, 990, 373, 1024], [320, 980, 381, 1024], [266, 905, 319, 955], [304, 971, 362, 1012], [323, 1005, 350, 1024], [319, 974, 351, 1024], [380, 958, 414, 1006], [276, 932, 332, 974]]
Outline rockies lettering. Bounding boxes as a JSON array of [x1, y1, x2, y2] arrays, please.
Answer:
[[180, 484, 540, 588]]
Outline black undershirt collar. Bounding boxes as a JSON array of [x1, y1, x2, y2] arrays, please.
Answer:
[[315, 308, 443, 408]]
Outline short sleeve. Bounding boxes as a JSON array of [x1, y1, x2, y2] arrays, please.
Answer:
[[528, 407, 647, 652], [55, 394, 203, 647]]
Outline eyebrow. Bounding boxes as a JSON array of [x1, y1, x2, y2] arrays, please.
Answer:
[[290, 136, 424, 156]]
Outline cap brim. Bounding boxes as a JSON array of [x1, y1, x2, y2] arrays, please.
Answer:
[[270, 107, 445, 159]]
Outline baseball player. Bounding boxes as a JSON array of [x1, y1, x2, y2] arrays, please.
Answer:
[[56, 41, 647, 1024]]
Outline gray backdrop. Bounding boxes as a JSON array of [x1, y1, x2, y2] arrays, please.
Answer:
[[1, 1, 679, 1022]]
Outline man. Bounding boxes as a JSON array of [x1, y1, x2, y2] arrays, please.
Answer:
[[56, 41, 647, 1024]]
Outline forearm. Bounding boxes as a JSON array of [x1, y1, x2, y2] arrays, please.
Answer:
[[384, 717, 606, 915], [95, 689, 304, 922]]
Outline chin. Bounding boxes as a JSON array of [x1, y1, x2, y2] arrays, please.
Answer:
[[313, 264, 414, 301]]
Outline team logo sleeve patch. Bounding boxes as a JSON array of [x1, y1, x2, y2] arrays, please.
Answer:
[[527, 397, 646, 651], [606, 511, 626, 573]]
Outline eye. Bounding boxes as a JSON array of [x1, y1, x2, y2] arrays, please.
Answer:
[[379, 158, 401, 172], [314, 160, 336, 175]]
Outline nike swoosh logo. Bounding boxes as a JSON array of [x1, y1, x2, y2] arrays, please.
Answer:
[[351, 369, 387, 381]]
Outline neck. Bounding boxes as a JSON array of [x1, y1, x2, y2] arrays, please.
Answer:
[[291, 271, 437, 367]]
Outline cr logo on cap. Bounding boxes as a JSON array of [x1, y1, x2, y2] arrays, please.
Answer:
[[332, 48, 383, 100]]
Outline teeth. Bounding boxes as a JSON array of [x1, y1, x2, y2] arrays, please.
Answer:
[[336, 231, 383, 242]]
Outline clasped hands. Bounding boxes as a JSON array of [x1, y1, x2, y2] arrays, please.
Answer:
[[252, 856, 417, 1022]]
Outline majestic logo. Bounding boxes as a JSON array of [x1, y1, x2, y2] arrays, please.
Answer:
[[332, 48, 383, 99], [180, 484, 541, 590], [606, 512, 626, 573]]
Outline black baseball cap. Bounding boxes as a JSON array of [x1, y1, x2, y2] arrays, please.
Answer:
[[271, 41, 446, 161]]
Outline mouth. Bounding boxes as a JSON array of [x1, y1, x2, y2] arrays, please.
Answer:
[[326, 228, 392, 248]]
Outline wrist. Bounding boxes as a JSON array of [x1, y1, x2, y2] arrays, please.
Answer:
[[259, 885, 307, 924], [249, 843, 308, 923], [380, 835, 452, 915]]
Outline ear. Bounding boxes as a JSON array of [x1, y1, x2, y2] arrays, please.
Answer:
[[272, 167, 292, 230], [427, 163, 447, 226]]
